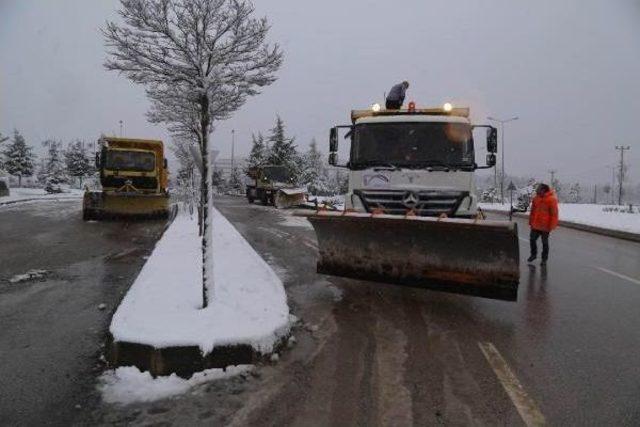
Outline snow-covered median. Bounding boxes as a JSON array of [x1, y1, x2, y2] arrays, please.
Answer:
[[479, 203, 640, 235], [0, 187, 83, 206], [110, 206, 291, 357]]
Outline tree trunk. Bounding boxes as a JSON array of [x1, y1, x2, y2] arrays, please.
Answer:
[[18, 175, 22, 187], [200, 96, 211, 308]]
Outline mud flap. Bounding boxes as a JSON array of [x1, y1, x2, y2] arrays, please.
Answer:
[[306, 212, 520, 301]]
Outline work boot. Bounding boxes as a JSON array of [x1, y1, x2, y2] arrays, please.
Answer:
[[527, 255, 537, 263]]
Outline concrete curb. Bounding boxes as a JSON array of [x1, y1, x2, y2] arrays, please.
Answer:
[[483, 208, 640, 243], [106, 334, 287, 378]]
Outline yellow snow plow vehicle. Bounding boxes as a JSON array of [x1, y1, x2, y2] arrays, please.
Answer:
[[83, 137, 170, 220], [304, 104, 520, 301]]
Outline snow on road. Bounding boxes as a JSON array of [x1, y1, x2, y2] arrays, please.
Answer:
[[99, 365, 250, 405], [479, 203, 640, 235], [109, 206, 291, 355], [0, 187, 83, 206]]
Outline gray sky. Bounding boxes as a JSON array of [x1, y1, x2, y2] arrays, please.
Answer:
[[1, 0, 639, 185]]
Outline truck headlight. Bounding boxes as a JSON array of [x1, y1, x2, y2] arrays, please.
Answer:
[[351, 194, 366, 211]]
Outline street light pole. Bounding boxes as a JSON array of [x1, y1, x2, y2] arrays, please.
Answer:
[[487, 116, 519, 204]]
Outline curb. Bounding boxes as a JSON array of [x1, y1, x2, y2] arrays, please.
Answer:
[[106, 334, 287, 378], [0, 196, 81, 207], [483, 208, 640, 243]]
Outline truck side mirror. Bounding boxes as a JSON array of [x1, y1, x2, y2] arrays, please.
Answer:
[[329, 127, 338, 152], [486, 153, 496, 167], [487, 127, 498, 153], [328, 152, 338, 166]]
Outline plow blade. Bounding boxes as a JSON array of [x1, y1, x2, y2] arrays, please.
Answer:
[[83, 191, 170, 220], [306, 212, 520, 301], [275, 188, 306, 209]]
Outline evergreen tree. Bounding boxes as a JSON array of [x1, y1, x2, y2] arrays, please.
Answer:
[[2, 130, 35, 186], [568, 182, 582, 203], [228, 167, 243, 191], [41, 140, 68, 186], [0, 132, 8, 174], [64, 140, 93, 186], [300, 138, 332, 195], [245, 132, 266, 172], [266, 115, 300, 181]]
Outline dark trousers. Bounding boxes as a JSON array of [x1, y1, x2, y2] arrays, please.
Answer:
[[386, 99, 402, 109], [530, 229, 550, 260]]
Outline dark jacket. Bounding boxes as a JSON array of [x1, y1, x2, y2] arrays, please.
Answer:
[[386, 83, 406, 102]]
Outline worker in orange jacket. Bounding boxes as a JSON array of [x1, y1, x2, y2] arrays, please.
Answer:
[[528, 183, 559, 265]]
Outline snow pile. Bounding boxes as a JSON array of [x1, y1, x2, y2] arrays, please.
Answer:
[[8, 269, 48, 284], [100, 365, 250, 404], [110, 207, 291, 355], [0, 187, 83, 205], [479, 203, 640, 234]]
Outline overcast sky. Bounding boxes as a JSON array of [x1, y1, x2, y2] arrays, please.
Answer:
[[1, 0, 639, 185]]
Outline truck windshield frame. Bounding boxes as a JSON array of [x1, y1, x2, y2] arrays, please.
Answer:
[[350, 122, 475, 170], [105, 150, 156, 172]]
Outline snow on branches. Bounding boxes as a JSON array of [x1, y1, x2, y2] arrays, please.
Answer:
[[2, 130, 35, 186], [103, 0, 283, 306]]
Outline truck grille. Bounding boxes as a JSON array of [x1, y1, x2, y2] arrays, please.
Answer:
[[354, 189, 469, 217]]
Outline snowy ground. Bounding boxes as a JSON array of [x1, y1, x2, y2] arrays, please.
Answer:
[[479, 202, 640, 234], [109, 206, 291, 356], [0, 187, 83, 205], [99, 365, 250, 405]]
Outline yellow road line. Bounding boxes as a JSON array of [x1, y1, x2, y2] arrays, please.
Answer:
[[596, 267, 640, 286], [478, 342, 546, 427]]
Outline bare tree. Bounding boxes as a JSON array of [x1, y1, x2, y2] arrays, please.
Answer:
[[103, 0, 283, 306]]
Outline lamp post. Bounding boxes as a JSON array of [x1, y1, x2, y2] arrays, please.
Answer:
[[487, 116, 519, 203]]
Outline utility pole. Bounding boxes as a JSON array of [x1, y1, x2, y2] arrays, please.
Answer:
[[119, 120, 124, 137], [487, 116, 519, 204], [548, 169, 557, 186], [615, 145, 630, 205]]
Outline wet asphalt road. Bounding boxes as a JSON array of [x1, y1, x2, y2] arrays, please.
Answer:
[[2, 196, 639, 426], [93, 196, 640, 426], [0, 200, 165, 426]]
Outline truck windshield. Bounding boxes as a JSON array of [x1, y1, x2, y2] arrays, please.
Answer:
[[105, 150, 156, 172], [351, 122, 474, 169], [262, 166, 289, 182]]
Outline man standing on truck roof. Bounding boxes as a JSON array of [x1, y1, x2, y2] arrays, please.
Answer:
[[527, 183, 559, 266], [385, 81, 409, 109]]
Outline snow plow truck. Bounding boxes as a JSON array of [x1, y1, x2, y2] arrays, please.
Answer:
[[83, 137, 170, 220], [304, 104, 520, 301], [246, 165, 306, 209]]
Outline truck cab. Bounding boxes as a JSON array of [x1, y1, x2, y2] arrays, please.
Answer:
[[329, 106, 497, 218]]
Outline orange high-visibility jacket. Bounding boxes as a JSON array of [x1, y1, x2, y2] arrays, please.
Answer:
[[529, 190, 559, 232]]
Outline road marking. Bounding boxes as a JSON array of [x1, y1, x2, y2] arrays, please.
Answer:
[[478, 342, 546, 427], [596, 267, 640, 285]]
